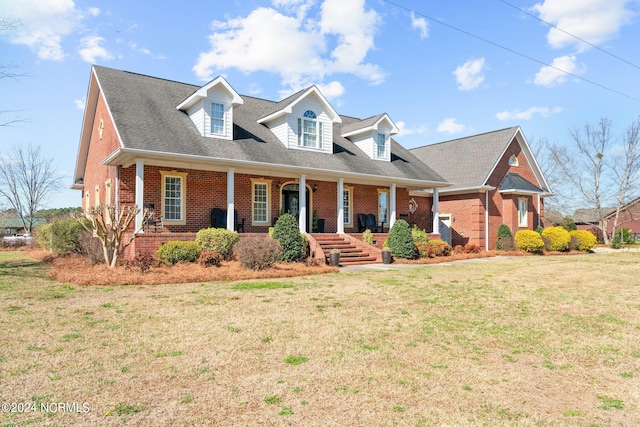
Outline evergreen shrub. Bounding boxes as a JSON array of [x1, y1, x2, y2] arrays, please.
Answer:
[[541, 226, 571, 251], [272, 213, 304, 262], [195, 228, 239, 260], [36, 218, 86, 254], [386, 219, 416, 259], [411, 226, 429, 243], [515, 230, 544, 253], [496, 224, 512, 250], [569, 230, 597, 251], [156, 241, 201, 264]]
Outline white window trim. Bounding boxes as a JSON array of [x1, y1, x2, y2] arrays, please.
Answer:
[[343, 186, 353, 228], [160, 170, 187, 225], [297, 111, 323, 150], [518, 197, 528, 227], [378, 188, 390, 226], [251, 178, 271, 226], [374, 133, 389, 160], [210, 102, 225, 136]]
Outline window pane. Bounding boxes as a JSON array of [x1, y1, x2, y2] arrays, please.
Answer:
[[376, 134, 386, 158], [211, 103, 224, 135], [164, 176, 182, 220], [253, 183, 268, 222], [379, 192, 388, 224], [343, 190, 350, 224]]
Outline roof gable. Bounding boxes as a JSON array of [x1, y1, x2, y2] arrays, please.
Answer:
[[341, 113, 399, 138], [176, 76, 243, 111], [257, 86, 341, 125]]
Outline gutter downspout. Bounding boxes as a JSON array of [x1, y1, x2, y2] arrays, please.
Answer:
[[485, 191, 489, 251]]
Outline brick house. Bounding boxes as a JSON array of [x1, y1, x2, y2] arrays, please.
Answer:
[[72, 66, 550, 258], [409, 128, 552, 250]]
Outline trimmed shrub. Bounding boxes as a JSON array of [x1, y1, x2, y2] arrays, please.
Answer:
[[569, 230, 597, 251], [411, 226, 429, 243], [541, 226, 571, 251], [129, 251, 156, 273], [496, 236, 515, 251], [453, 245, 465, 254], [428, 239, 452, 257], [387, 219, 416, 259], [77, 230, 103, 264], [36, 218, 86, 254], [272, 214, 304, 262], [362, 229, 373, 245], [560, 216, 577, 231], [198, 251, 223, 268], [415, 241, 434, 258], [515, 230, 544, 253], [464, 243, 481, 253], [156, 241, 201, 265], [235, 236, 281, 270], [496, 224, 512, 250], [195, 228, 239, 260]]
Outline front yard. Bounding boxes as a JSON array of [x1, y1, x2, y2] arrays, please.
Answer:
[[1, 251, 639, 425]]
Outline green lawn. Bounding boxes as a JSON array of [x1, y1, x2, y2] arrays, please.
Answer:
[[1, 251, 639, 426]]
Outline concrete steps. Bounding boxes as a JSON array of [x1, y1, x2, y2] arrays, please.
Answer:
[[310, 234, 378, 265]]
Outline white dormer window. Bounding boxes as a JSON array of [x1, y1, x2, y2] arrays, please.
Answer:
[[376, 133, 387, 159], [211, 102, 225, 135], [298, 110, 323, 149]]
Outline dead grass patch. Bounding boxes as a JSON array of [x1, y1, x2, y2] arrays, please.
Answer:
[[1, 251, 639, 426]]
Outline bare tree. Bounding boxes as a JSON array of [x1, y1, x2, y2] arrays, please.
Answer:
[[1, 18, 26, 127], [77, 205, 145, 268], [551, 118, 612, 243], [529, 135, 568, 214], [0, 145, 62, 233], [609, 116, 640, 236]]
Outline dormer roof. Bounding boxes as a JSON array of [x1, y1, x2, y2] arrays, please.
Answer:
[[341, 113, 399, 138], [176, 75, 243, 111], [257, 85, 342, 125]]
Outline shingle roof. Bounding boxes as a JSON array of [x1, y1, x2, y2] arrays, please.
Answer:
[[340, 113, 386, 135], [93, 66, 447, 185], [499, 172, 543, 193], [409, 127, 519, 190], [572, 208, 617, 224]]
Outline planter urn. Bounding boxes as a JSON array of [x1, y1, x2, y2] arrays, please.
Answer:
[[381, 250, 392, 264], [329, 252, 340, 266]]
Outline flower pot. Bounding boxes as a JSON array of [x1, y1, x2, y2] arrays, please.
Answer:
[[382, 250, 392, 264], [329, 252, 340, 266]]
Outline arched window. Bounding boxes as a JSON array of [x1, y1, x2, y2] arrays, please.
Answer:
[[297, 110, 323, 149], [509, 154, 519, 167]]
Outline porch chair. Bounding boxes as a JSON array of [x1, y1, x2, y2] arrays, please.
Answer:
[[357, 214, 367, 232], [143, 204, 164, 232], [210, 208, 245, 233], [365, 214, 382, 233]]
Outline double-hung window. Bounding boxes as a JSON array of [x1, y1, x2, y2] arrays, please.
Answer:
[[343, 187, 353, 227], [297, 110, 323, 149], [211, 102, 225, 135], [376, 133, 387, 159], [251, 179, 270, 225], [378, 190, 389, 226], [518, 197, 528, 227], [161, 171, 187, 224]]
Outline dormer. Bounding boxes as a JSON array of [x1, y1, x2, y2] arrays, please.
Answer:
[[257, 86, 342, 154], [341, 113, 399, 162], [176, 76, 243, 140]]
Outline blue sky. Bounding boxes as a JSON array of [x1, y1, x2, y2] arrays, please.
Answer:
[[1, 0, 639, 209]]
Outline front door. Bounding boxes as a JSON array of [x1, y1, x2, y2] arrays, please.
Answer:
[[281, 184, 310, 232]]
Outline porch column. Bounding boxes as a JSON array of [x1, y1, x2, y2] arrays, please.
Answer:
[[227, 168, 235, 231], [389, 183, 397, 229], [299, 174, 307, 233], [135, 160, 144, 232], [432, 188, 440, 234], [337, 178, 344, 234], [537, 194, 541, 228], [485, 191, 489, 251]]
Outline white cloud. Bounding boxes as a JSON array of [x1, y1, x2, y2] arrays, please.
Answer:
[[129, 41, 166, 59], [531, 0, 635, 52], [534, 55, 583, 87], [88, 7, 100, 17], [496, 106, 562, 121], [78, 35, 113, 63], [437, 118, 467, 134], [317, 80, 345, 99], [0, 0, 83, 60], [73, 98, 85, 110], [193, 0, 384, 92], [453, 58, 486, 91], [410, 12, 429, 39], [396, 121, 429, 138]]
